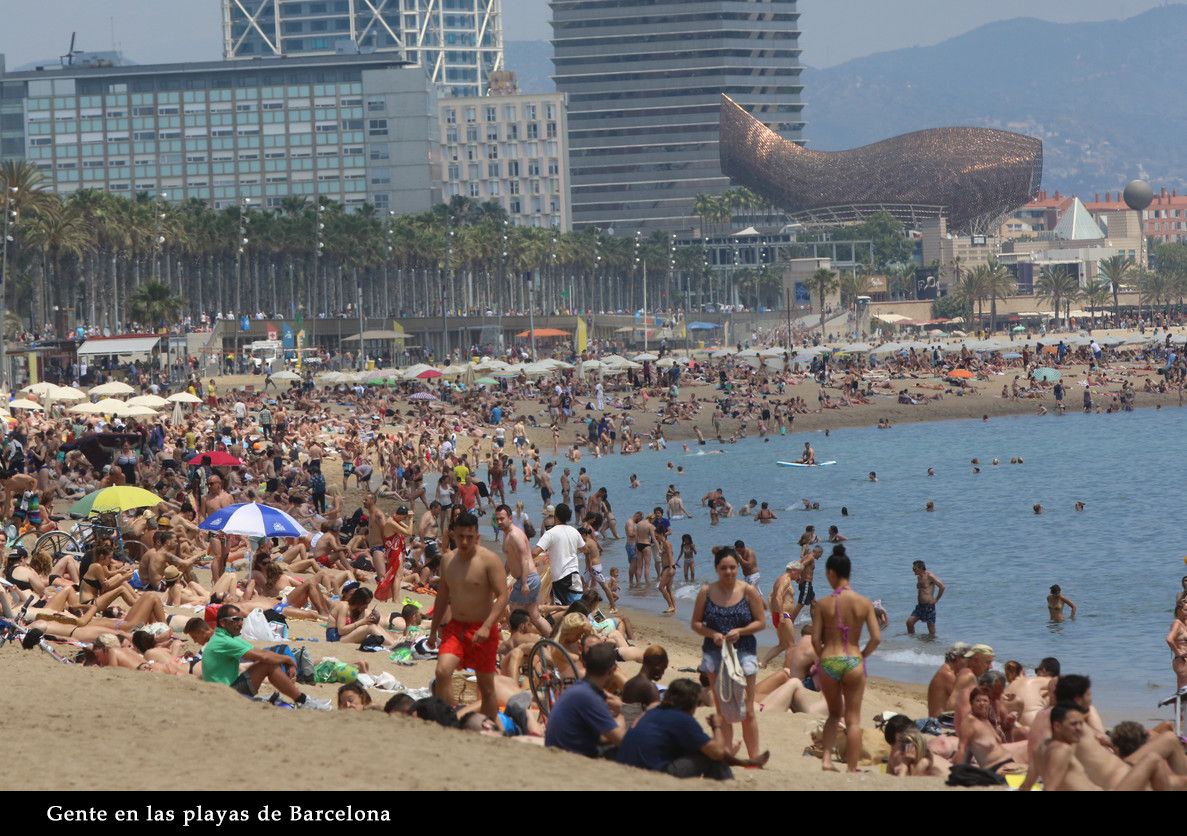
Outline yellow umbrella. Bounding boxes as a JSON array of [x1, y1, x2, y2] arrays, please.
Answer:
[[69, 486, 165, 517]]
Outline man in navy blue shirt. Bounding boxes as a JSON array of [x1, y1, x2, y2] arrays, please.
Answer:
[[544, 644, 625, 757], [617, 679, 768, 779]]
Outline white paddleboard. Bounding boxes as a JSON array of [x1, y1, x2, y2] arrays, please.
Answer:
[[777, 460, 837, 468]]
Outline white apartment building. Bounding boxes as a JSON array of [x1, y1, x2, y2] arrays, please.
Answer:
[[438, 89, 570, 230]]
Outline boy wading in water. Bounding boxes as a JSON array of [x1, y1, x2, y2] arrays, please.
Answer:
[[430, 511, 510, 721]]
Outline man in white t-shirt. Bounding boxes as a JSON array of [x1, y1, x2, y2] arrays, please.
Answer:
[[532, 502, 586, 605], [233, 400, 247, 427]]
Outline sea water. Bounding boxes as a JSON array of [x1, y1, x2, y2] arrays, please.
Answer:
[[558, 408, 1187, 723]]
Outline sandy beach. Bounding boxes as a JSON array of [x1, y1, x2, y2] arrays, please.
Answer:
[[0, 567, 941, 792], [3, 326, 1175, 792]]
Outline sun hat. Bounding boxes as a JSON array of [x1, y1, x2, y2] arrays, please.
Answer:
[[972, 643, 995, 656]]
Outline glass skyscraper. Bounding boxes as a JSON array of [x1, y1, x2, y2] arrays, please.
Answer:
[[222, 0, 505, 98], [550, 0, 804, 234]]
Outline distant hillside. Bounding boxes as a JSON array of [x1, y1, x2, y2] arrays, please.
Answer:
[[504, 40, 554, 94], [803, 5, 1187, 196]]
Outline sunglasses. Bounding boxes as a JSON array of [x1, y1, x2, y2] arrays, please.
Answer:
[[221, 615, 244, 623]]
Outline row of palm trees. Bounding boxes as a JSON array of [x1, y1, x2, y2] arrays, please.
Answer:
[[1, 161, 777, 335]]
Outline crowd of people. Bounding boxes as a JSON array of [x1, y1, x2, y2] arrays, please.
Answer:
[[2, 319, 1186, 790]]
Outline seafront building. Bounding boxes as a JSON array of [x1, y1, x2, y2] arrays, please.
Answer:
[[221, 0, 505, 99], [0, 52, 440, 212], [438, 72, 571, 229], [550, 0, 804, 235]]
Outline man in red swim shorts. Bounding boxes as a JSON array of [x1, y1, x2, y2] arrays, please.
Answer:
[[429, 510, 510, 721]]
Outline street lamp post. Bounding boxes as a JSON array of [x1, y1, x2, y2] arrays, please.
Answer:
[[154, 191, 167, 285], [0, 186, 17, 393]]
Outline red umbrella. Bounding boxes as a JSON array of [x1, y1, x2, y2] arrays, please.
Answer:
[[188, 451, 243, 467], [416, 369, 443, 379]]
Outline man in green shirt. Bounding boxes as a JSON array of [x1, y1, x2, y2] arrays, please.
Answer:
[[187, 605, 330, 710]]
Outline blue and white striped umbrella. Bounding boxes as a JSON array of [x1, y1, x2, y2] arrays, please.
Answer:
[[198, 502, 308, 538]]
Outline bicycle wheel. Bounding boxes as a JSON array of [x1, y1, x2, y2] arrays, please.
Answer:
[[32, 530, 83, 565], [14, 528, 40, 555], [527, 638, 580, 718]]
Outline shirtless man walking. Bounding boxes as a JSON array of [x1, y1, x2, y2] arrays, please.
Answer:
[[906, 559, 945, 636], [203, 476, 234, 580], [760, 562, 799, 668], [430, 511, 510, 721], [789, 545, 821, 624], [625, 512, 641, 587], [496, 504, 550, 637], [633, 512, 655, 587], [735, 539, 760, 593]]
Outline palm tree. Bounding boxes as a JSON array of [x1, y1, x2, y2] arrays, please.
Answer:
[[1135, 268, 1169, 322], [838, 270, 873, 317], [811, 267, 838, 335], [24, 198, 93, 329], [1035, 266, 1079, 329], [1080, 278, 1112, 329], [1097, 254, 1132, 327], [955, 265, 990, 329], [128, 281, 183, 328], [984, 257, 1016, 334]]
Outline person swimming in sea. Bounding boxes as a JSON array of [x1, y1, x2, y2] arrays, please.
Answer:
[[1047, 585, 1076, 622]]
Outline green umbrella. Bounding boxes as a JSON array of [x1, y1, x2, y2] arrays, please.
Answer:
[[1033, 367, 1061, 383], [1012, 325, 1026, 332], [475, 377, 497, 385]]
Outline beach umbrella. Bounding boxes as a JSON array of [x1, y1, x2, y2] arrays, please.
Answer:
[[1034, 368, 1061, 383], [656, 358, 676, 368], [1001, 352, 1022, 360], [166, 392, 203, 404], [198, 502, 308, 538], [947, 369, 974, 379], [189, 451, 243, 467], [21, 382, 60, 398], [759, 347, 787, 357], [68, 402, 104, 415], [52, 386, 87, 402], [632, 352, 659, 362], [1012, 325, 1027, 333], [271, 370, 301, 381], [127, 394, 170, 409], [410, 391, 437, 401], [69, 486, 164, 518], [93, 398, 128, 413], [89, 381, 135, 397], [6, 398, 43, 411], [475, 377, 498, 385], [116, 403, 160, 418], [416, 369, 443, 380]]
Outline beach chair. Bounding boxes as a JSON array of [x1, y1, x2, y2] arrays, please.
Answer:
[[526, 638, 580, 719]]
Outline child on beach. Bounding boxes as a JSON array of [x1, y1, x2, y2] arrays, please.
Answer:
[[679, 534, 697, 582]]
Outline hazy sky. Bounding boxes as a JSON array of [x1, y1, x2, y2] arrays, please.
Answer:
[[0, 0, 1175, 69]]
